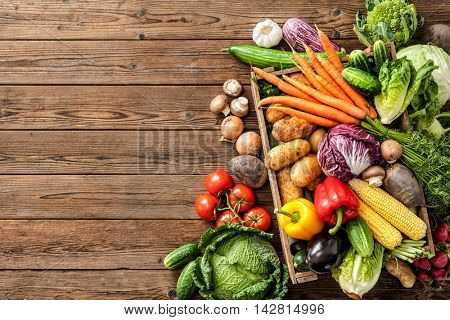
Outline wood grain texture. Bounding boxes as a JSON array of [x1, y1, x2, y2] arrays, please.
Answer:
[[0, 220, 280, 269], [0, 270, 446, 300], [0, 39, 364, 85], [0, 175, 274, 219], [0, 85, 257, 130], [0, 130, 240, 174], [0, 1, 446, 40]]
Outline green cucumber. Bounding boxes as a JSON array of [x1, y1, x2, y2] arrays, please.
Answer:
[[164, 243, 199, 270], [346, 217, 374, 257], [176, 260, 197, 300], [373, 40, 390, 73], [222, 45, 346, 70], [342, 67, 381, 95], [348, 49, 372, 73]]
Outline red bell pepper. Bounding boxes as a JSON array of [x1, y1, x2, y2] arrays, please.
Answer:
[[314, 176, 359, 235]]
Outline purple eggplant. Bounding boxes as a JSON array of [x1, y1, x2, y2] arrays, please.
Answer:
[[282, 18, 340, 52]]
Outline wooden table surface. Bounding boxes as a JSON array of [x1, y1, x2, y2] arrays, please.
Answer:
[[0, 0, 448, 300]]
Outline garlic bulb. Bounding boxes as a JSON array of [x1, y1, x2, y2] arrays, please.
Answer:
[[252, 19, 283, 48]]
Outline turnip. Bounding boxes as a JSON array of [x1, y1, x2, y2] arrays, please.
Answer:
[[430, 267, 448, 282], [416, 270, 432, 283], [431, 251, 448, 269], [412, 257, 431, 270], [432, 222, 448, 243]]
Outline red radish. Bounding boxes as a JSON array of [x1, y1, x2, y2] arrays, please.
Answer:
[[447, 232, 450, 243], [431, 251, 449, 269], [413, 257, 431, 270], [430, 267, 448, 282], [447, 262, 450, 272], [417, 270, 432, 283], [432, 222, 448, 242]]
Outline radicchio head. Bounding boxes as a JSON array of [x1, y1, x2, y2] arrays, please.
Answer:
[[317, 124, 382, 182]]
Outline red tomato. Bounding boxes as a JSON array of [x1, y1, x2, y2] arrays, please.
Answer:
[[194, 194, 219, 221], [228, 184, 255, 213], [205, 170, 234, 196], [216, 210, 241, 227], [243, 207, 271, 231]]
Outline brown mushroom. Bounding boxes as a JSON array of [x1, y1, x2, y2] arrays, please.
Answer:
[[230, 97, 249, 117], [235, 131, 262, 156], [210, 94, 230, 115], [381, 140, 403, 163], [223, 79, 243, 97], [362, 166, 386, 187]]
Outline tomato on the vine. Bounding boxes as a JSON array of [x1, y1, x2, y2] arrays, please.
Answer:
[[216, 210, 241, 227], [194, 194, 219, 221], [243, 207, 271, 231], [228, 184, 255, 213], [205, 170, 234, 196]]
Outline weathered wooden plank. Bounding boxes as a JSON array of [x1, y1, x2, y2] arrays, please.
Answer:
[[0, 85, 257, 130], [0, 39, 363, 85], [0, 270, 446, 300], [0, 130, 242, 174], [0, 175, 274, 219], [0, 220, 281, 269], [0, 1, 445, 40]]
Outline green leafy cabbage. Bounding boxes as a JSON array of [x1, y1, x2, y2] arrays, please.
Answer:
[[397, 45, 450, 138], [332, 242, 384, 299], [354, 0, 424, 48], [193, 225, 288, 300]]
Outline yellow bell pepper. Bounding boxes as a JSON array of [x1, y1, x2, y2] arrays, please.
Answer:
[[277, 198, 324, 240]]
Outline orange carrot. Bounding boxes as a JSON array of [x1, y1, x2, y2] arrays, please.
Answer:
[[288, 48, 332, 96], [314, 74, 352, 104], [282, 75, 366, 120], [252, 67, 318, 103], [291, 73, 312, 87], [259, 96, 360, 125], [263, 105, 338, 128], [303, 44, 352, 103], [369, 106, 377, 119], [316, 55, 372, 114], [317, 28, 344, 72]]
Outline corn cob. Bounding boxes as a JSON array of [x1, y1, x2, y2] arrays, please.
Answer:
[[356, 197, 402, 250], [349, 179, 427, 240]]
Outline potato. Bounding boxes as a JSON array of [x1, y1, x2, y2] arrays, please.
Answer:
[[228, 155, 268, 189], [265, 104, 289, 124], [386, 258, 416, 288], [272, 117, 315, 142], [264, 139, 311, 171], [308, 128, 327, 153], [290, 154, 322, 188], [306, 174, 324, 192], [276, 167, 303, 205]]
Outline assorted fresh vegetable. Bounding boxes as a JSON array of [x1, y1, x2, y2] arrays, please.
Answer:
[[168, 1, 449, 300]]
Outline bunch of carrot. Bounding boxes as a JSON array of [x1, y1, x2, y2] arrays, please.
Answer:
[[255, 28, 377, 128]]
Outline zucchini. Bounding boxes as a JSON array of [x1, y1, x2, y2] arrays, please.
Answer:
[[341, 67, 381, 95], [346, 217, 374, 257], [293, 250, 308, 272], [222, 45, 346, 70], [373, 40, 390, 73], [164, 243, 199, 270], [176, 260, 197, 300], [348, 50, 372, 73]]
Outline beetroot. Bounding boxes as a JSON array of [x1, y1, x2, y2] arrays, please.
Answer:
[[413, 257, 431, 270], [430, 267, 448, 282], [417, 270, 432, 283], [432, 222, 448, 242], [431, 251, 449, 268]]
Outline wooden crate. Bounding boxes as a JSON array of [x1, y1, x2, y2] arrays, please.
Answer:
[[250, 42, 434, 285]]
